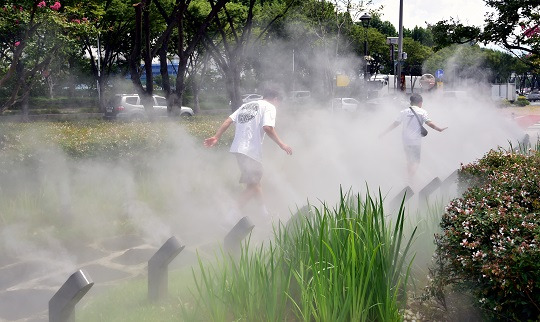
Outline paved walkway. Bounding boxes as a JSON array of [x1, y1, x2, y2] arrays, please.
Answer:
[[0, 235, 206, 321]]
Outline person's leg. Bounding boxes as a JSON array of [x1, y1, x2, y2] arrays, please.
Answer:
[[235, 154, 266, 214], [237, 182, 263, 210], [407, 161, 419, 177], [404, 145, 421, 178]]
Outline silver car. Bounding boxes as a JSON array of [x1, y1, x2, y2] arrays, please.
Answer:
[[527, 90, 540, 102], [104, 94, 194, 120]]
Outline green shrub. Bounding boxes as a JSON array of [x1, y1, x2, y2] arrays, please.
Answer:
[[6, 96, 98, 110], [428, 148, 540, 320], [515, 96, 530, 106]]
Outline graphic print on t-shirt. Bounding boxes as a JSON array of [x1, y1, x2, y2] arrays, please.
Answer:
[[238, 102, 259, 123]]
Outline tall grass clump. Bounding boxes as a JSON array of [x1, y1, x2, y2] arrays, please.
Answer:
[[186, 189, 417, 321]]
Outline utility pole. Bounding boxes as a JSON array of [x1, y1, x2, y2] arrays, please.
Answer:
[[396, 0, 404, 91]]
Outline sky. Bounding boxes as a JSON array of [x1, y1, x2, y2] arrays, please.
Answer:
[[372, 0, 492, 30]]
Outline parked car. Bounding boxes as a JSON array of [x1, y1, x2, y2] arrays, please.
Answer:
[[527, 90, 540, 102], [241, 93, 263, 103], [288, 90, 311, 102], [331, 97, 360, 112], [104, 94, 194, 120]]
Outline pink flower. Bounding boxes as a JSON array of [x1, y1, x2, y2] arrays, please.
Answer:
[[72, 18, 80, 24], [50, 1, 61, 11], [37, 1, 46, 8], [82, 17, 88, 22], [14, 41, 20, 47], [523, 25, 539, 38]]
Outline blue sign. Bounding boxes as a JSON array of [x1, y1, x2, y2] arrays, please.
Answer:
[[435, 69, 444, 78]]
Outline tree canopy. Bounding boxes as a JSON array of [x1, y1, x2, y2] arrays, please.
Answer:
[[0, 0, 538, 115]]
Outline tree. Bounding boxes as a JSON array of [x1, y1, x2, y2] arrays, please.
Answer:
[[431, 0, 539, 78], [481, 0, 539, 72], [203, 0, 299, 110], [0, 0, 81, 115], [402, 37, 433, 76], [422, 44, 501, 87], [430, 18, 481, 51], [368, 13, 397, 37], [406, 26, 434, 47], [172, 0, 229, 115]]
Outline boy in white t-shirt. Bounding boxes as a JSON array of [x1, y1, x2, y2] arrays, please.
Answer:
[[204, 88, 293, 220], [380, 93, 447, 177]]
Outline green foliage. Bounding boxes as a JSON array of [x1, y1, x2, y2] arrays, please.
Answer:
[[422, 44, 497, 83], [428, 147, 540, 320], [8, 96, 98, 109], [402, 37, 433, 75], [407, 26, 434, 47], [0, 117, 231, 172], [430, 18, 481, 51], [0, 0, 92, 111], [368, 13, 397, 37], [481, 0, 540, 72], [187, 190, 416, 321], [515, 96, 531, 106]]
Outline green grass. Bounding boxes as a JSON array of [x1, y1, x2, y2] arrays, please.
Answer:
[[78, 267, 197, 321]]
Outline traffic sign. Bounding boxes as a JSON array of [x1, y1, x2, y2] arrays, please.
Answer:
[[435, 69, 444, 78]]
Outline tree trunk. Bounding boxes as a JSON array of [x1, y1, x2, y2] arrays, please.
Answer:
[[17, 60, 30, 121], [129, 2, 145, 94], [159, 46, 171, 95], [21, 89, 30, 122], [46, 75, 55, 99], [173, 55, 188, 115], [171, 0, 230, 116]]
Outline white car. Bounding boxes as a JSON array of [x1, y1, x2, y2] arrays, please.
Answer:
[[241, 94, 263, 103], [104, 94, 194, 120], [332, 97, 361, 112]]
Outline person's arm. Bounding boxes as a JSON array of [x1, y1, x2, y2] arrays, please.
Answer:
[[263, 125, 292, 155], [204, 117, 233, 147], [379, 121, 400, 138], [425, 121, 448, 132]]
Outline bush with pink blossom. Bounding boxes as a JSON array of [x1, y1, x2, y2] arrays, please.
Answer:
[[427, 148, 540, 320]]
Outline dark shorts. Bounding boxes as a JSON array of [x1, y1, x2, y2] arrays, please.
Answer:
[[235, 153, 263, 184], [404, 145, 421, 164]]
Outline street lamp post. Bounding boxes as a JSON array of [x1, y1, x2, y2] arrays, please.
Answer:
[[360, 13, 372, 81]]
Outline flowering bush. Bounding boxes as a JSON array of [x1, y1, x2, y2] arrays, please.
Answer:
[[50, 1, 61, 11], [429, 148, 540, 320], [1, 1, 93, 113]]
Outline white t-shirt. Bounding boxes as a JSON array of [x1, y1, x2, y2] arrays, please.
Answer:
[[229, 100, 276, 162], [396, 105, 431, 146]]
